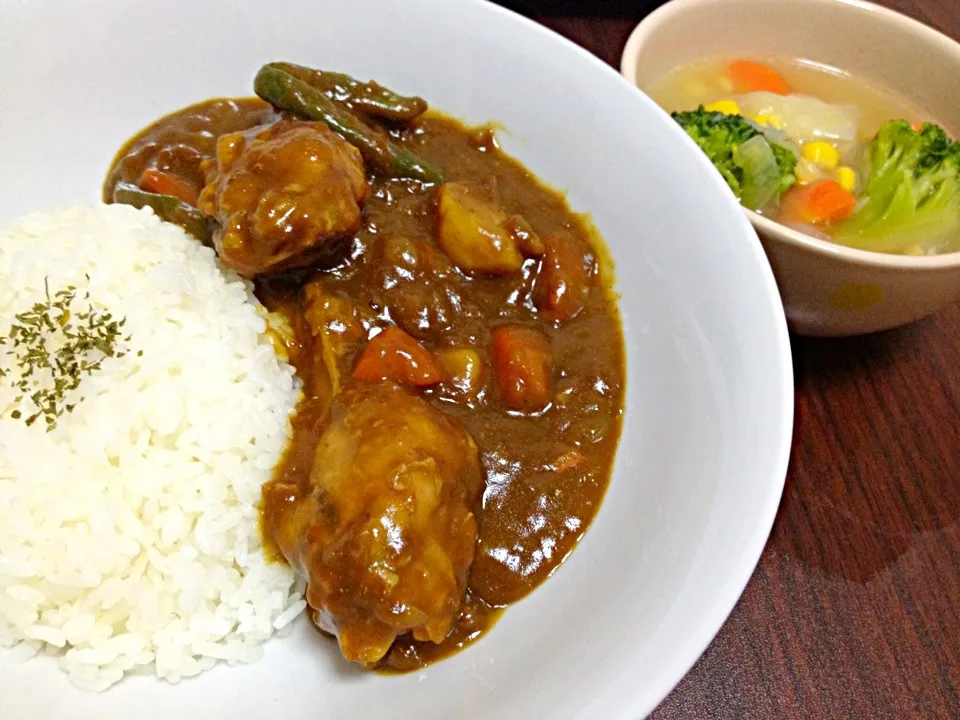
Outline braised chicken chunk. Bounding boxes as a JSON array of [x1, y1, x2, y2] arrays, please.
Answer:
[[302, 279, 371, 399], [271, 382, 483, 664], [199, 119, 370, 276]]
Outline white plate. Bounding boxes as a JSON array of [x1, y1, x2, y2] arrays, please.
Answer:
[[0, 0, 793, 717]]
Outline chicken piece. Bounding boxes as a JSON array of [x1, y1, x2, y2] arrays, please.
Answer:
[[302, 279, 370, 397], [199, 119, 370, 276], [274, 382, 484, 664]]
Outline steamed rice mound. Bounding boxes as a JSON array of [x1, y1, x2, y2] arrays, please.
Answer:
[[0, 204, 306, 691]]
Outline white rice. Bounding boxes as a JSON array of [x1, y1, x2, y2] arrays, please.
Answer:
[[0, 204, 306, 691]]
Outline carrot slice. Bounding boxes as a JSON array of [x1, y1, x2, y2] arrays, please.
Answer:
[[139, 168, 200, 206], [728, 60, 790, 95], [352, 326, 445, 386], [491, 325, 553, 413], [783, 180, 857, 225]]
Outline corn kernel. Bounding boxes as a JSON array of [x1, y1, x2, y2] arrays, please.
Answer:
[[835, 166, 857, 193], [705, 100, 741, 116], [753, 113, 783, 130], [802, 141, 840, 169]]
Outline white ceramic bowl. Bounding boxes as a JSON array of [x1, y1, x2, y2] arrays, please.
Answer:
[[621, 0, 960, 337], [0, 0, 793, 717]]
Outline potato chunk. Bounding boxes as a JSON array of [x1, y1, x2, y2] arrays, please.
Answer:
[[435, 183, 524, 273]]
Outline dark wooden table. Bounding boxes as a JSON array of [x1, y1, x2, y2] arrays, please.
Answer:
[[515, 2, 960, 718]]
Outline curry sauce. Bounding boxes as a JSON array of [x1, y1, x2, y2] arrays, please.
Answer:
[[106, 92, 625, 671]]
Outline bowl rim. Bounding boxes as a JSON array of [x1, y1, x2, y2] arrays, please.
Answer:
[[620, 0, 960, 271]]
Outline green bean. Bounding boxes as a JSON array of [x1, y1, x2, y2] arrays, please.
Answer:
[[254, 64, 444, 184], [268, 62, 427, 122], [112, 182, 211, 243]]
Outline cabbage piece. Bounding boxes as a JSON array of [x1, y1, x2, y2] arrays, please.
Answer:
[[671, 107, 798, 209], [736, 135, 782, 210], [750, 122, 801, 158], [735, 91, 860, 145]]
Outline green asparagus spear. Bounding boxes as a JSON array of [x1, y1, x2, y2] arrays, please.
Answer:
[[254, 64, 444, 184], [268, 62, 427, 122], [113, 182, 212, 243]]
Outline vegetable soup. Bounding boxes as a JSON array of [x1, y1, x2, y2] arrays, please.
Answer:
[[649, 57, 960, 255]]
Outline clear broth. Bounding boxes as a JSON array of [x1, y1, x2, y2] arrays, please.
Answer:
[[648, 57, 958, 255], [648, 56, 933, 138]]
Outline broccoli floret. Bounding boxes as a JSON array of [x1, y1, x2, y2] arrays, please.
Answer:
[[671, 106, 797, 209], [771, 143, 799, 193], [833, 120, 960, 253]]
